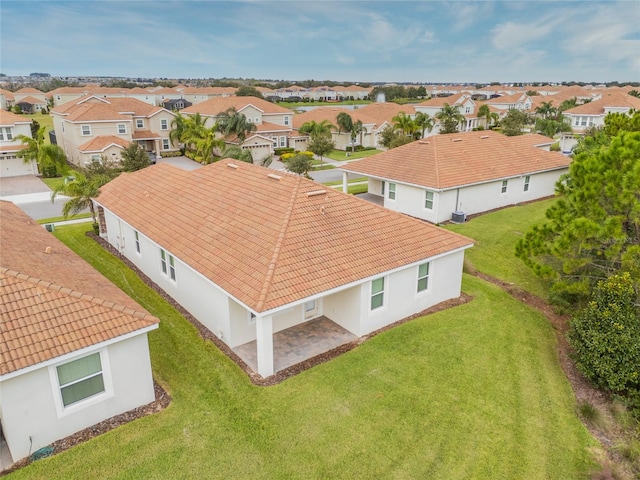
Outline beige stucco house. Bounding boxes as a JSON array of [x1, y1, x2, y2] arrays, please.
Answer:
[[0, 110, 36, 177]]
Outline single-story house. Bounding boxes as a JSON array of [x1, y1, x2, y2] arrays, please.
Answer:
[[341, 131, 570, 224], [94, 162, 473, 377], [0, 201, 159, 465]]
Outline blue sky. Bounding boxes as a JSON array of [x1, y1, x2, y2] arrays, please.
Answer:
[[1, 1, 639, 83]]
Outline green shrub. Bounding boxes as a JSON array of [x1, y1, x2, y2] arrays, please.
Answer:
[[274, 147, 294, 156], [550, 142, 561, 151], [41, 163, 58, 178]]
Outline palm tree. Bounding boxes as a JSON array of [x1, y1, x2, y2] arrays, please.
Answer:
[[535, 101, 557, 119], [169, 112, 187, 147], [435, 103, 466, 134], [180, 113, 209, 156], [16, 126, 67, 176], [477, 104, 492, 128], [193, 125, 226, 164], [51, 172, 111, 226], [299, 120, 335, 139], [392, 112, 416, 137], [336, 113, 363, 153], [221, 145, 253, 164], [413, 111, 434, 139], [559, 97, 577, 112], [351, 120, 364, 152], [217, 107, 257, 143]]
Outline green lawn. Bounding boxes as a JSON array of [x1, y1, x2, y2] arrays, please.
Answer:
[[280, 100, 372, 108], [7, 222, 596, 479], [326, 149, 382, 161], [18, 112, 54, 143], [444, 198, 556, 300], [324, 176, 366, 186]]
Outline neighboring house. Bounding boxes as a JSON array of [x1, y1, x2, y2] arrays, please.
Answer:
[[15, 96, 47, 114], [482, 92, 533, 112], [94, 161, 473, 377], [51, 95, 178, 166], [559, 92, 640, 153], [162, 98, 192, 111], [181, 87, 236, 105], [0, 88, 15, 110], [0, 201, 159, 465], [414, 93, 479, 132], [180, 97, 295, 162], [12, 87, 46, 105], [0, 110, 36, 177], [341, 131, 570, 224]]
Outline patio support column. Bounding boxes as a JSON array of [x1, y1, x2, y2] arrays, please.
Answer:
[[154, 139, 161, 159], [342, 171, 349, 193], [256, 315, 274, 377]]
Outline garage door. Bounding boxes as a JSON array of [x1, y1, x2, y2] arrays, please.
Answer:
[[0, 156, 37, 178]]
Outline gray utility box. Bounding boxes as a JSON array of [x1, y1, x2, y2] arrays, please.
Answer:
[[451, 211, 466, 223]]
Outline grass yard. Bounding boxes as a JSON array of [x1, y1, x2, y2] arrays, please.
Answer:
[[18, 113, 54, 142], [326, 148, 382, 161], [444, 198, 556, 300], [6, 222, 596, 479]]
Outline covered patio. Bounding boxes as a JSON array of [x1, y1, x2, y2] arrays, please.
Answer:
[[233, 316, 357, 374]]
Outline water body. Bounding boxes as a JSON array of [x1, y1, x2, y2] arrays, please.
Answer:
[[294, 105, 360, 112]]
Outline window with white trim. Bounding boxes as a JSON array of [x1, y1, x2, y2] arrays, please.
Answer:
[[0, 127, 13, 141], [160, 249, 176, 281], [284, 116, 290, 125], [417, 262, 430, 292], [134, 230, 140, 253], [162, 138, 170, 150], [136, 119, 144, 128], [370, 278, 385, 310], [81, 125, 91, 136], [425, 191, 434, 210], [501, 180, 508, 194], [160, 119, 168, 130], [388, 182, 396, 200], [90, 154, 101, 163], [279, 136, 286, 147], [523, 175, 530, 192], [117, 123, 127, 134], [56, 352, 105, 407]]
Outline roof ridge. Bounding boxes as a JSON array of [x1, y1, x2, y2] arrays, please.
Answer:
[[0, 267, 159, 324], [254, 176, 302, 312]]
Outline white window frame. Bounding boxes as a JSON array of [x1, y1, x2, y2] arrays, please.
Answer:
[[425, 191, 434, 210], [370, 277, 385, 311], [162, 138, 170, 150], [417, 262, 430, 293], [90, 154, 101, 163], [134, 230, 140, 253], [81, 125, 92, 136], [501, 180, 508, 194], [523, 175, 530, 192], [49, 350, 113, 417], [0, 127, 13, 141], [136, 119, 144, 128], [160, 119, 168, 130], [284, 116, 290, 126], [117, 123, 127, 134], [279, 136, 286, 147], [388, 182, 396, 200], [161, 248, 176, 281]]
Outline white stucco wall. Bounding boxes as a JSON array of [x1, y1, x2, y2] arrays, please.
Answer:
[[0, 334, 154, 462]]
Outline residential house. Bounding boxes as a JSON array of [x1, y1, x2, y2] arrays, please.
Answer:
[[482, 92, 533, 112], [0, 201, 159, 465], [0, 88, 15, 110], [0, 110, 36, 177], [181, 87, 236, 105], [162, 98, 192, 111], [180, 97, 296, 162], [15, 96, 47, 114], [341, 131, 570, 224], [94, 161, 473, 377], [559, 92, 640, 153], [51, 96, 178, 166], [414, 93, 479, 132], [12, 87, 46, 105]]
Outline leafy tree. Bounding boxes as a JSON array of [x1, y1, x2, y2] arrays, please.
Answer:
[[388, 134, 414, 149], [169, 112, 187, 147], [559, 97, 577, 112], [629, 90, 640, 99], [534, 116, 571, 138], [193, 126, 226, 164], [285, 153, 313, 178], [217, 107, 257, 142], [307, 134, 334, 164], [235, 85, 264, 98], [435, 103, 465, 134], [16, 126, 67, 177], [221, 145, 253, 164], [413, 111, 434, 139], [603, 109, 640, 137], [515, 131, 640, 306], [477, 104, 499, 129], [30, 119, 41, 138], [500, 109, 530, 136], [179, 113, 209, 156], [81, 156, 121, 180], [120, 143, 151, 172], [336, 112, 363, 153], [568, 273, 640, 404], [13, 105, 22, 114]]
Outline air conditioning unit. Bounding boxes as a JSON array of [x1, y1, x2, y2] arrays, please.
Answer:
[[451, 211, 466, 223], [44, 223, 55, 232]]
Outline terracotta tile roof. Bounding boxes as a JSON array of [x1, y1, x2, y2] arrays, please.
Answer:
[[563, 92, 640, 115], [64, 103, 131, 122], [0, 110, 33, 125], [96, 162, 473, 313], [14, 87, 44, 95], [0, 144, 28, 153], [16, 96, 46, 105], [0, 201, 158, 376], [484, 92, 529, 105], [355, 102, 416, 126], [52, 96, 166, 119], [417, 93, 469, 107], [180, 96, 293, 116], [342, 130, 570, 190], [292, 107, 353, 130], [508, 133, 555, 147], [132, 130, 160, 140], [77, 135, 130, 152], [255, 121, 292, 133]]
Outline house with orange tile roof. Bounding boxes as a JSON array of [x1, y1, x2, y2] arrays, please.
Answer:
[[414, 93, 480, 132], [0, 201, 159, 464], [180, 97, 297, 162], [341, 131, 570, 224], [51, 95, 178, 166], [0, 88, 15, 110], [559, 92, 640, 153], [482, 92, 533, 112], [0, 110, 36, 178], [15, 95, 47, 114], [94, 161, 473, 377], [12, 87, 46, 104]]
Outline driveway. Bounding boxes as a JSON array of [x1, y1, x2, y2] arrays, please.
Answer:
[[0, 175, 74, 221], [0, 175, 50, 195]]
